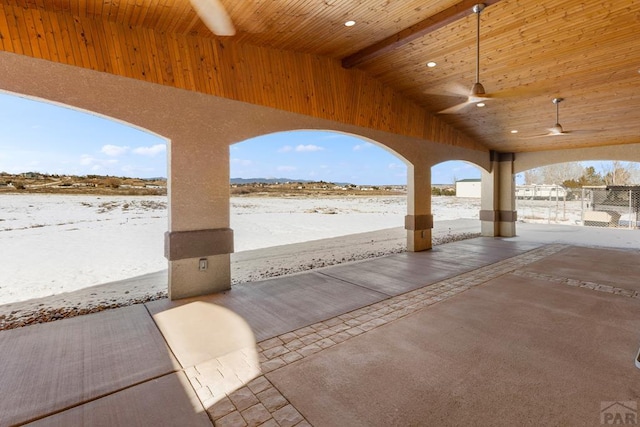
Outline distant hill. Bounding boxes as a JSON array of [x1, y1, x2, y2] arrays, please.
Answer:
[[231, 177, 355, 186], [230, 177, 314, 184]]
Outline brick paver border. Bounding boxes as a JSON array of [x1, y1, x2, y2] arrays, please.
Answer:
[[188, 244, 570, 426]]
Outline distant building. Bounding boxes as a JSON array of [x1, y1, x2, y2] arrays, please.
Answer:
[[21, 172, 41, 179], [456, 179, 481, 198], [516, 184, 567, 200]]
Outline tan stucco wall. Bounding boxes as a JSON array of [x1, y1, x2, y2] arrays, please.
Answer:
[[0, 51, 495, 298], [515, 145, 640, 173]]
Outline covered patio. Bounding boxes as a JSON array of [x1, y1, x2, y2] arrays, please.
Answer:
[[1, 0, 640, 299], [1, 0, 640, 425], [2, 225, 639, 426]]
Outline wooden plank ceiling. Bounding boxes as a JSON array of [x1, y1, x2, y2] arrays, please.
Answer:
[[3, 0, 639, 154]]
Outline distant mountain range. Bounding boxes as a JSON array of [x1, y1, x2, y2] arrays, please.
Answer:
[[230, 177, 311, 184]]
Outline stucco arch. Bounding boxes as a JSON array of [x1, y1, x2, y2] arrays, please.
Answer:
[[1, 51, 503, 299], [0, 51, 490, 169], [515, 145, 640, 174], [430, 159, 489, 179]]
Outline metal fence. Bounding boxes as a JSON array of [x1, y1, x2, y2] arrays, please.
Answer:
[[516, 185, 577, 225], [582, 186, 640, 229], [516, 185, 640, 228]]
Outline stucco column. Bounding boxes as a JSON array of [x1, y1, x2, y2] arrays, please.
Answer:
[[164, 138, 233, 300], [405, 164, 433, 251], [480, 152, 517, 237]]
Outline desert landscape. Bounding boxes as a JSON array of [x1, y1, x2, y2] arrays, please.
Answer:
[[0, 190, 487, 327], [0, 176, 595, 330], [0, 192, 482, 301]]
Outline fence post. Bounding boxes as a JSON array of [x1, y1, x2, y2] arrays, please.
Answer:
[[629, 189, 633, 230], [581, 188, 585, 225], [555, 184, 559, 222]]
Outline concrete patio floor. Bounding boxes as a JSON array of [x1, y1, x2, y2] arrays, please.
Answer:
[[1, 225, 639, 426]]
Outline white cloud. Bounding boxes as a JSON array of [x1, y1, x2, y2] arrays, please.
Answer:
[[295, 144, 324, 152], [132, 144, 166, 156], [101, 144, 130, 156], [388, 162, 406, 170], [278, 145, 293, 153], [277, 166, 297, 172], [80, 155, 117, 167], [353, 143, 373, 151], [231, 158, 253, 167], [80, 155, 96, 166]]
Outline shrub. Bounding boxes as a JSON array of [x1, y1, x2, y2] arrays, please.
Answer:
[[105, 178, 121, 189]]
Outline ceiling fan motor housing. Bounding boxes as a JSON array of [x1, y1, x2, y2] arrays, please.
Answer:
[[471, 82, 486, 96], [472, 4, 486, 14]]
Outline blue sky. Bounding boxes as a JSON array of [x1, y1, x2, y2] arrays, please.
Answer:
[[2, 92, 634, 186], [232, 131, 480, 185], [0, 93, 167, 179], [0, 91, 483, 184]]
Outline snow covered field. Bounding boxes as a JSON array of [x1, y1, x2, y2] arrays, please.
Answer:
[[0, 194, 486, 304]]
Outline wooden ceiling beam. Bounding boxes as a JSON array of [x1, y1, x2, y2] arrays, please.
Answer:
[[342, 0, 502, 69]]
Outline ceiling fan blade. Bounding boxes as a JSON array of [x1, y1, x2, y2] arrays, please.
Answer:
[[522, 132, 570, 139], [424, 82, 468, 98], [438, 100, 473, 114], [567, 129, 601, 135], [190, 0, 235, 36], [445, 82, 472, 97], [522, 133, 553, 139]]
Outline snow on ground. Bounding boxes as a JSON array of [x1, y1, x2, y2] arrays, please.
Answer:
[[0, 193, 558, 305], [516, 199, 584, 225], [0, 195, 167, 304]]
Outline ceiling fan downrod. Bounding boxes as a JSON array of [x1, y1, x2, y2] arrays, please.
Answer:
[[471, 4, 486, 97], [552, 97, 564, 133]]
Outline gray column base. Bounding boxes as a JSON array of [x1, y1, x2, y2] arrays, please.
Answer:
[[479, 210, 517, 222], [165, 228, 234, 299], [406, 229, 432, 252], [405, 215, 434, 252], [168, 254, 231, 300], [405, 214, 434, 230], [479, 210, 517, 237], [165, 228, 234, 261]]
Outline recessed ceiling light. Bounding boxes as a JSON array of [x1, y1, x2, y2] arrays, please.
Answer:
[[510, 130, 518, 134], [344, 20, 356, 27], [426, 61, 437, 68], [476, 102, 486, 108]]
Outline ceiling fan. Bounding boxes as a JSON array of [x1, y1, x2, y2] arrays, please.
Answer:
[[525, 98, 591, 138], [438, 4, 491, 114], [190, 0, 236, 36]]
